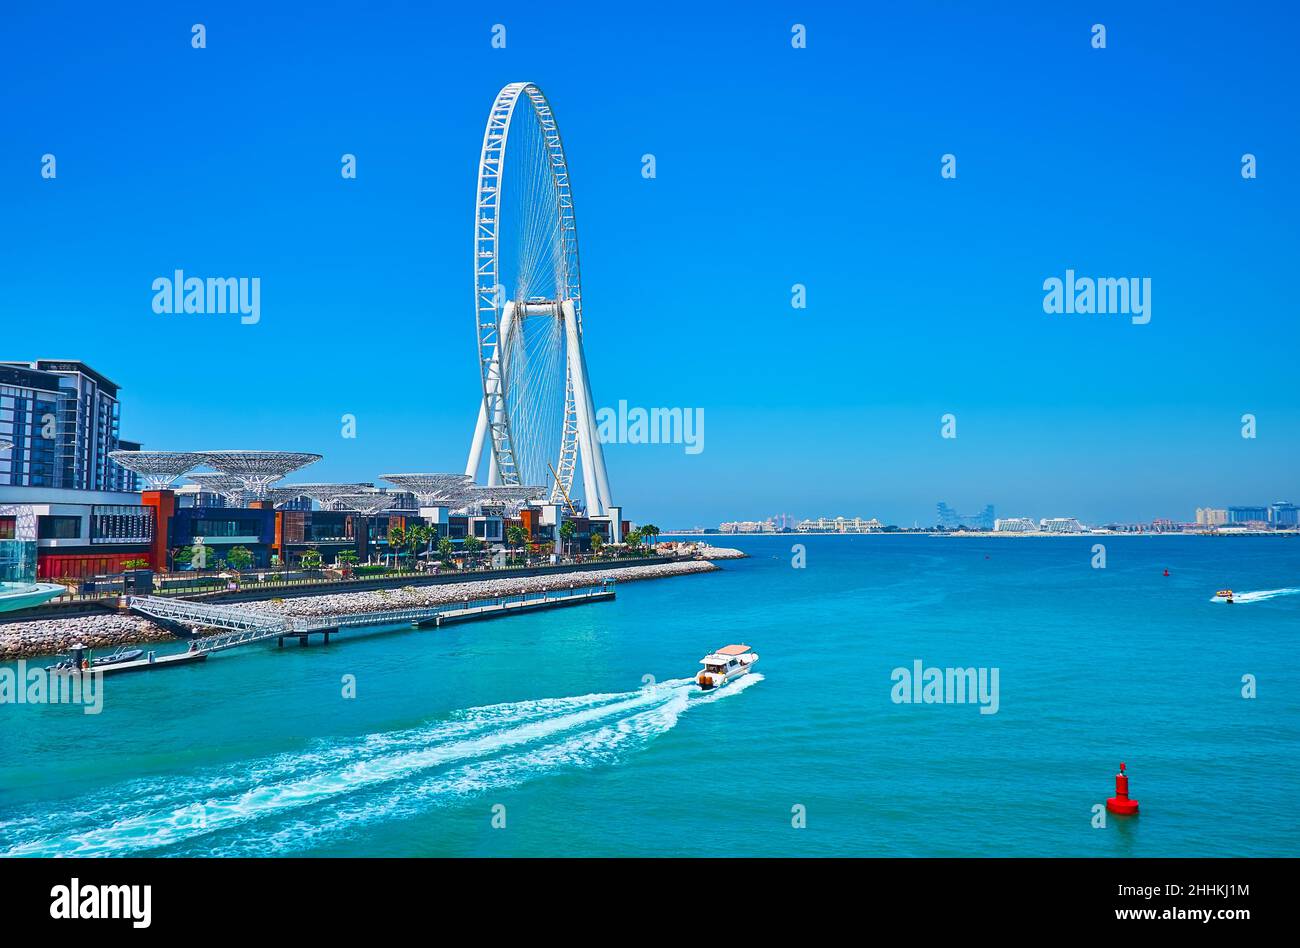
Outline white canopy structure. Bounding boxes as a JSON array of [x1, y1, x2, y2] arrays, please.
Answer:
[[184, 473, 248, 505], [465, 82, 613, 517], [108, 450, 205, 490], [262, 487, 316, 508], [380, 473, 475, 506], [280, 483, 375, 511], [471, 484, 547, 505], [199, 451, 322, 500], [336, 493, 398, 516]]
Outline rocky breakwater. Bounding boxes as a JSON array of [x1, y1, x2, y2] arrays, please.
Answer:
[[259, 559, 720, 620], [0, 613, 176, 662]]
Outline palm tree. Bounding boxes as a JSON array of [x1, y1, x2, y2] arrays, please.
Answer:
[[506, 524, 529, 563], [589, 533, 604, 557], [437, 536, 455, 564], [387, 524, 407, 570], [639, 523, 661, 547], [405, 525, 429, 569], [558, 520, 575, 557], [420, 525, 438, 564]]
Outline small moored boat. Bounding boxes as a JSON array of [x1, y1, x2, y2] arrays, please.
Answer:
[[45, 644, 144, 672], [95, 646, 145, 666], [696, 644, 758, 690]]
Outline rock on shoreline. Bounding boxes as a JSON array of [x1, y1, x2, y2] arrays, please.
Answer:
[[693, 545, 746, 560], [0, 559, 721, 661]]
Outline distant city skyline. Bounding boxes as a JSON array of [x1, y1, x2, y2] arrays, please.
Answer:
[[715, 500, 1298, 533]]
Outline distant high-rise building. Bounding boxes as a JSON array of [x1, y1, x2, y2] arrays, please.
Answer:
[[993, 517, 1036, 532], [719, 519, 776, 534], [1269, 502, 1298, 527], [0, 360, 139, 492], [796, 516, 882, 533], [937, 503, 995, 530], [1227, 505, 1269, 524], [1196, 507, 1228, 526], [1039, 517, 1085, 533]]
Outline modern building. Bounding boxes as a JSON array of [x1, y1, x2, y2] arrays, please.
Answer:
[[1039, 517, 1085, 533], [1269, 502, 1298, 527], [720, 519, 777, 534], [0, 503, 65, 610], [0, 363, 61, 489], [1227, 505, 1269, 525], [0, 360, 140, 492], [993, 517, 1037, 532], [0, 485, 153, 579], [1195, 507, 1228, 526], [795, 516, 882, 533], [937, 503, 995, 531]]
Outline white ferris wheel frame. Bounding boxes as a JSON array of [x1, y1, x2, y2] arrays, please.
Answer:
[[465, 81, 612, 516]]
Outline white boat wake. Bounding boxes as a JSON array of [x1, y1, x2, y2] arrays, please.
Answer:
[[1208, 587, 1300, 605], [0, 674, 762, 857]]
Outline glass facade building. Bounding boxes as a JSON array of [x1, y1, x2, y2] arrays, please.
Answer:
[[0, 364, 62, 488], [0, 504, 39, 587], [0, 361, 139, 491], [0, 539, 38, 588]]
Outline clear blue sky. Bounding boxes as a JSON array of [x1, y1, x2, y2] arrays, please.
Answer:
[[2, 1, 1296, 526]]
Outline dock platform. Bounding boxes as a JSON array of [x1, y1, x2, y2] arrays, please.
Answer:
[[92, 650, 208, 675]]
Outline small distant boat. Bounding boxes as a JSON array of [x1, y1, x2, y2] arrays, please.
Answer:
[[1216, 589, 1235, 604], [696, 644, 758, 690]]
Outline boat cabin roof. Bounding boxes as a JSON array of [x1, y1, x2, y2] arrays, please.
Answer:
[[700, 644, 752, 664]]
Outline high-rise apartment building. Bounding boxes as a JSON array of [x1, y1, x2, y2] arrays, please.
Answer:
[[0, 360, 140, 492]]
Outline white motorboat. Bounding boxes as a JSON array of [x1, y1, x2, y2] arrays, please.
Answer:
[[696, 644, 758, 690]]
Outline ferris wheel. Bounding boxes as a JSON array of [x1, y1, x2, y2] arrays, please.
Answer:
[[464, 82, 613, 517]]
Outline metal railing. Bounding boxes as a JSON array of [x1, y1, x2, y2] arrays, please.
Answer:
[[46, 551, 663, 603]]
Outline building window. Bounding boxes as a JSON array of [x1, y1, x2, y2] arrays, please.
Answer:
[[91, 505, 154, 544], [37, 516, 82, 540], [194, 517, 262, 538]]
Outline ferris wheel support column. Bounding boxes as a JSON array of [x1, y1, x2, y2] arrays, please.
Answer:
[[562, 300, 612, 516], [488, 301, 517, 486], [466, 398, 504, 484], [466, 397, 489, 478], [470, 301, 517, 486]]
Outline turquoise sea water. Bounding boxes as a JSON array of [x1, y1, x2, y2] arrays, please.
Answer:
[[2, 535, 1298, 857]]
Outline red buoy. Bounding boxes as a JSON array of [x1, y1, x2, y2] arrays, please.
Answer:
[[1163, 568, 1169, 577], [1106, 761, 1140, 815]]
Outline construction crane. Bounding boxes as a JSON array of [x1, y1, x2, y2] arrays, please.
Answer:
[[548, 461, 578, 516]]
